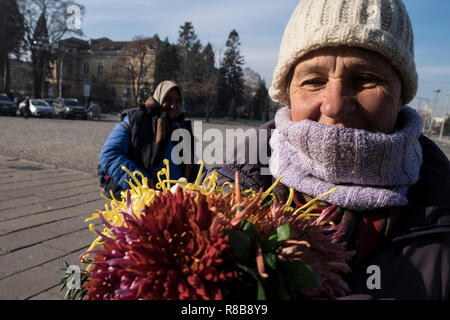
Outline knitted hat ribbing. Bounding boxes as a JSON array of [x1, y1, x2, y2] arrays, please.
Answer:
[[269, 0, 418, 106]]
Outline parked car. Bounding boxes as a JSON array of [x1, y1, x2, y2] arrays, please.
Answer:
[[18, 99, 54, 118], [43, 98, 55, 107], [0, 94, 17, 116], [87, 103, 102, 120], [53, 98, 88, 120]]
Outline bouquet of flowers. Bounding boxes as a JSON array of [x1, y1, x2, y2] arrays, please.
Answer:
[[60, 160, 354, 300]]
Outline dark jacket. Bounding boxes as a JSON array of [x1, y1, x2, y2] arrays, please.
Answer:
[[99, 107, 197, 197], [203, 120, 450, 300]]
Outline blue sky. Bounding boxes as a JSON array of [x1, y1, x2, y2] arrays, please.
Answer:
[[74, 0, 450, 116]]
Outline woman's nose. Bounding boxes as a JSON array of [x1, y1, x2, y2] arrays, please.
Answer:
[[319, 81, 356, 119]]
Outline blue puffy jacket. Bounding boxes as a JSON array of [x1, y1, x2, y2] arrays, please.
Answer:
[[99, 115, 187, 190]]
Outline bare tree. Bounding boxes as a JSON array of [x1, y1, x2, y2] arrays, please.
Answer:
[[115, 36, 158, 107], [17, 0, 84, 97]]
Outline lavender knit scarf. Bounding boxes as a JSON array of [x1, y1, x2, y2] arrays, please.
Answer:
[[269, 106, 423, 212]]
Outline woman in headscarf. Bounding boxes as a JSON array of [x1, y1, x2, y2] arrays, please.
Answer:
[[99, 80, 198, 198], [204, 0, 450, 299]]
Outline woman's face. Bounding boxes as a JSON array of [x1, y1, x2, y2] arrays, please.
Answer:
[[289, 47, 403, 133], [162, 88, 182, 119]]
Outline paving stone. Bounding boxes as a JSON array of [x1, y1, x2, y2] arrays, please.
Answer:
[[29, 291, 64, 300], [0, 244, 64, 279], [40, 247, 90, 274], [43, 229, 96, 253], [0, 266, 61, 300], [0, 216, 89, 252], [0, 170, 69, 184], [0, 198, 105, 234], [38, 183, 100, 200], [0, 196, 47, 211], [0, 173, 93, 193], [0, 194, 101, 222]]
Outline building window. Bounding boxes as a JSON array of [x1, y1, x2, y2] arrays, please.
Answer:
[[83, 62, 89, 76], [97, 62, 103, 77], [68, 62, 73, 76]]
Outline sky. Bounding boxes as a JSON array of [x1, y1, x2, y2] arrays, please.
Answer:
[[74, 0, 450, 116]]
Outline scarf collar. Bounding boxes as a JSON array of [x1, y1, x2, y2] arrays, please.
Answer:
[[269, 106, 423, 212]]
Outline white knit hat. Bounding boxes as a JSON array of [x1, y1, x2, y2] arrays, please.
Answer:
[[269, 0, 418, 106]]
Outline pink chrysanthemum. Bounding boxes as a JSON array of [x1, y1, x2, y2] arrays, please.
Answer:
[[81, 188, 237, 300]]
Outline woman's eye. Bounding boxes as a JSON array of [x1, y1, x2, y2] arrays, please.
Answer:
[[353, 74, 381, 85], [302, 79, 326, 87]]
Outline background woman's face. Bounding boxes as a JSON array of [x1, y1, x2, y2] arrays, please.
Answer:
[[289, 47, 403, 133], [162, 88, 182, 119]]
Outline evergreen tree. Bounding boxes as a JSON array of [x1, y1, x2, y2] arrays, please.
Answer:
[[177, 22, 202, 79], [251, 80, 270, 121], [176, 22, 204, 112], [200, 43, 218, 121], [154, 37, 179, 86], [218, 30, 244, 120]]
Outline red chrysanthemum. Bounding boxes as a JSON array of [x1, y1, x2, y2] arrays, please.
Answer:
[[81, 187, 237, 300]]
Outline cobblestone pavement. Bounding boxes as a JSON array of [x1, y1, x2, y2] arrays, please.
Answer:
[[0, 115, 120, 176]]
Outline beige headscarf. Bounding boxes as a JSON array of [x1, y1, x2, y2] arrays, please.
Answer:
[[151, 80, 182, 107]]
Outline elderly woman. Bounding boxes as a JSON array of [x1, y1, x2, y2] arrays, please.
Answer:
[[205, 0, 450, 299], [99, 80, 198, 198]]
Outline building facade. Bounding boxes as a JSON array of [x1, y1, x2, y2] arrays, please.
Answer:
[[48, 36, 159, 111]]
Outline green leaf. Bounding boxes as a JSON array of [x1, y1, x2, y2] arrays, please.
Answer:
[[274, 270, 290, 300], [261, 224, 291, 253], [263, 253, 276, 270], [240, 220, 257, 242], [227, 230, 251, 262], [261, 232, 278, 253], [257, 280, 266, 300], [279, 261, 322, 289], [276, 224, 290, 243]]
